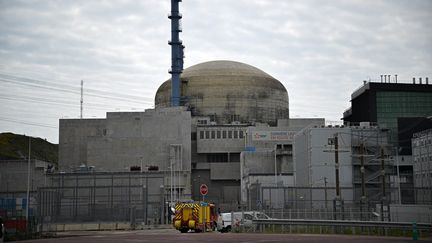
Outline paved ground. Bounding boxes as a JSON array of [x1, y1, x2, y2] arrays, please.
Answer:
[[22, 229, 430, 243]]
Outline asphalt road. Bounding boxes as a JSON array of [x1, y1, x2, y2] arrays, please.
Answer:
[[24, 229, 429, 243]]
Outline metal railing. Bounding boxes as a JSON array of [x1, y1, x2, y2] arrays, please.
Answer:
[[250, 218, 432, 237]]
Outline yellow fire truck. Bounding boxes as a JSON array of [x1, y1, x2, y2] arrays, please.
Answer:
[[173, 202, 218, 233]]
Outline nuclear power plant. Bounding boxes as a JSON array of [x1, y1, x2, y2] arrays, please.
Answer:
[[57, 0, 324, 211], [33, 0, 432, 226], [58, 60, 322, 208]]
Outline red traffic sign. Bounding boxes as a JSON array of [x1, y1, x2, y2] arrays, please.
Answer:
[[200, 184, 208, 196]]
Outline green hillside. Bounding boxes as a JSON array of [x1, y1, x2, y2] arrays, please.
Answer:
[[0, 132, 58, 164]]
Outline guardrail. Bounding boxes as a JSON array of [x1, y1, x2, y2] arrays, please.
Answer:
[[251, 219, 432, 237]]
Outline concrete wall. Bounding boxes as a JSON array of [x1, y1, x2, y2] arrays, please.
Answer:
[[278, 118, 325, 130], [59, 108, 191, 173], [59, 119, 106, 170], [59, 107, 192, 198], [0, 159, 51, 193], [294, 127, 353, 188], [210, 163, 240, 180], [293, 127, 354, 206]]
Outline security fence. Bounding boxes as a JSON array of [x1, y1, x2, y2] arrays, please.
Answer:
[[246, 185, 432, 223], [37, 172, 167, 227]]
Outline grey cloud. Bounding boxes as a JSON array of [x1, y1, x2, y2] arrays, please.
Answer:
[[0, 0, 431, 142]]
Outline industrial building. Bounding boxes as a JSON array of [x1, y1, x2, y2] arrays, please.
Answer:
[[412, 129, 432, 204], [343, 80, 432, 147], [343, 80, 432, 203], [293, 125, 392, 212], [58, 60, 324, 211]]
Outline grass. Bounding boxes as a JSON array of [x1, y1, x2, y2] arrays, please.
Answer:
[[0, 132, 58, 164]]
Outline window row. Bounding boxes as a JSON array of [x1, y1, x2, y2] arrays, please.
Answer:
[[199, 130, 244, 140]]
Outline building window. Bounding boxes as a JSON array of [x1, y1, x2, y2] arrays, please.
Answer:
[[205, 131, 210, 139], [239, 130, 244, 139], [207, 153, 228, 162], [222, 130, 227, 139], [228, 131, 233, 139], [209, 114, 216, 122], [231, 114, 240, 122], [234, 130, 238, 139], [199, 131, 204, 139], [198, 119, 208, 125], [211, 130, 215, 139], [217, 130, 221, 139], [230, 153, 240, 162]]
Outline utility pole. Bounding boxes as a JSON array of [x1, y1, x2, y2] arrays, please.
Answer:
[[323, 133, 348, 220], [380, 146, 386, 221], [324, 177, 328, 210], [360, 143, 366, 220], [26, 136, 31, 223], [333, 133, 342, 221], [395, 147, 402, 204], [334, 134, 340, 199], [274, 144, 278, 209]]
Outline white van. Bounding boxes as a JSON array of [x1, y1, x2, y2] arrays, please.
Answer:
[[218, 211, 271, 232]]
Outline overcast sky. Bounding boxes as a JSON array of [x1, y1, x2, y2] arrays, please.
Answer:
[[0, 0, 431, 143]]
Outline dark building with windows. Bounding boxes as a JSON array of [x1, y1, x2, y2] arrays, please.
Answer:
[[343, 81, 432, 203], [343, 81, 432, 147]]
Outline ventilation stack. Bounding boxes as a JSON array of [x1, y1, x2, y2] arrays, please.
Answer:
[[169, 0, 184, 106]]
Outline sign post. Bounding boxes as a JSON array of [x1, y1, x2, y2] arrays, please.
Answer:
[[200, 183, 208, 202], [199, 184, 208, 232]]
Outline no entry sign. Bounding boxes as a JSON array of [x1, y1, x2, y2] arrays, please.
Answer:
[[200, 184, 208, 196]]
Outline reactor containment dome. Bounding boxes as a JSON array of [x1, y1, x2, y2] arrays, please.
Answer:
[[155, 60, 289, 125]]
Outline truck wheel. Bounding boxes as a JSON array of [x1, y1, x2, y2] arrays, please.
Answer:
[[226, 225, 231, 232]]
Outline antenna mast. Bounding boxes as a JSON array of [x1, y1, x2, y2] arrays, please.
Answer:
[[80, 80, 83, 119]]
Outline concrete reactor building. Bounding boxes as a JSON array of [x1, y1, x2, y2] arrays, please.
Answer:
[[58, 59, 323, 210], [155, 60, 289, 125]]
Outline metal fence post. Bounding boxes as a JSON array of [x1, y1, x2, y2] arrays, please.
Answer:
[[143, 184, 147, 225], [160, 185, 165, 225]]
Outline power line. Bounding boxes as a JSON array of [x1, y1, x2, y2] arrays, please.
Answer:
[[0, 116, 57, 129], [0, 74, 154, 104], [0, 73, 154, 101], [0, 94, 147, 111]]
